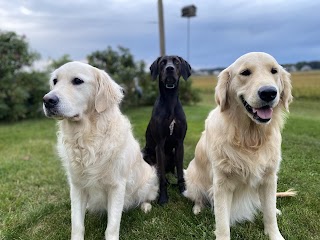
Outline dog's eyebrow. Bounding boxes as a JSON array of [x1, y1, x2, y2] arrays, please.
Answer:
[[160, 59, 167, 65], [173, 57, 180, 63], [72, 74, 88, 82]]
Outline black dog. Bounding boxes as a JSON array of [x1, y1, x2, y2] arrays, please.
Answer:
[[142, 55, 191, 205]]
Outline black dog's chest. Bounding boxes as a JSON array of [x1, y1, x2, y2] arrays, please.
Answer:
[[163, 117, 187, 139], [168, 119, 176, 136]]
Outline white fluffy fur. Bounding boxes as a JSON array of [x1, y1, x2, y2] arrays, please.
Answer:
[[184, 52, 295, 240], [43, 61, 158, 240]]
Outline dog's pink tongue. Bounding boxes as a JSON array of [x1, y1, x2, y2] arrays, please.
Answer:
[[254, 108, 273, 119]]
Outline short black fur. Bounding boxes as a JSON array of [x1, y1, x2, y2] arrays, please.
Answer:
[[142, 55, 191, 205]]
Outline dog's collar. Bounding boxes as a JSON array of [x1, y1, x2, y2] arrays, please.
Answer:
[[165, 83, 176, 89]]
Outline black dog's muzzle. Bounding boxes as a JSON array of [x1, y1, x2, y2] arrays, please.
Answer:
[[164, 64, 178, 89]]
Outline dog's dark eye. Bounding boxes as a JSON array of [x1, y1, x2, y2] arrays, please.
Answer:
[[271, 68, 278, 74], [160, 60, 166, 66], [240, 69, 251, 76], [72, 78, 84, 85], [53, 79, 57, 85], [174, 60, 180, 65]]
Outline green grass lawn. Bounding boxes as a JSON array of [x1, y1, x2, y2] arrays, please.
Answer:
[[1, 93, 319, 239]]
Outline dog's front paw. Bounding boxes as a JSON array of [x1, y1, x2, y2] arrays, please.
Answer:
[[214, 229, 230, 240], [215, 235, 230, 240], [264, 229, 285, 240], [268, 234, 285, 240], [141, 202, 152, 213], [105, 232, 119, 240], [71, 230, 84, 240], [178, 181, 186, 193], [158, 192, 169, 205]]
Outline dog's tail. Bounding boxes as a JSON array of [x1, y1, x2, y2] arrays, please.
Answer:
[[276, 188, 297, 197]]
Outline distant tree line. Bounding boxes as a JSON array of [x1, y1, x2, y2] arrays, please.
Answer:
[[282, 61, 320, 71], [198, 61, 320, 74], [0, 30, 200, 122]]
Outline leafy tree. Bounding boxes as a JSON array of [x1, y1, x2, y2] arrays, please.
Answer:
[[12, 71, 48, 119], [88, 46, 149, 106], [47, 54, 72, 72], [179, 79, 201, 105], [0, 30, 45, 121], [0, 31, 39, 75]]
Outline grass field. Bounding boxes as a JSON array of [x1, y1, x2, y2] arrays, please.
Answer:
[[0, 71, 319, 239]]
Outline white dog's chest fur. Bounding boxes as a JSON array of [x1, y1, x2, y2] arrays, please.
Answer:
[[57, 119, 132, 208], [209, 135, 282, 224], [65, 145, 119, 200], [65, 140, 122, 186], [217, 143, 280, 188]]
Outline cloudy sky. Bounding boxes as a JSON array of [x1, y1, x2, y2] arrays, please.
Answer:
[[0, 0, 319, 69]]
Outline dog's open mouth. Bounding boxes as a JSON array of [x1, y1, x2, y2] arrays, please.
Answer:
[[164, 76, 177, 89], [240, 96, 273, 123]]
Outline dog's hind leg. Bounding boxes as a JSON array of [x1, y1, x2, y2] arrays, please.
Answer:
[[193, 200, 205, 215], [141, 202, 152, 213], [183, 184, 206, 215]]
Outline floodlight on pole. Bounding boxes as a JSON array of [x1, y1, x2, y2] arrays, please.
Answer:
[[181, 5, 197, 61]]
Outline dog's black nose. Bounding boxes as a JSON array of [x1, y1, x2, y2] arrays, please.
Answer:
[[43, 94, 59, 108], [166, 66, 175, 72], [258, 86, 277, 102]]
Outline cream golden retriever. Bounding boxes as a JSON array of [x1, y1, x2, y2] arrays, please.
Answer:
[[184, 52, 296, 240], [43, 61, 158, 240]]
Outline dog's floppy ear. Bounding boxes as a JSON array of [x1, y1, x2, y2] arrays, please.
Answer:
[[280, 67, 293, 112], [150, 57, 162, 80], [95, 69, 124, 113], [215, 68, 231, 112], [178, 56, 192, 80]]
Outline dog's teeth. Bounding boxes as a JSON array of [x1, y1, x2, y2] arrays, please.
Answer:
[[252, 108, 257, 113]]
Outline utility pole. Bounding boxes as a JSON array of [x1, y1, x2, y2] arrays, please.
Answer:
[[158, 0, 165, 56]]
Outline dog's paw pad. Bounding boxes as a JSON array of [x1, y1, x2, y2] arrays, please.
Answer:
[[141, 202, 152, 213], [193, 204, 202, 215], [276, 208, 282, 216]]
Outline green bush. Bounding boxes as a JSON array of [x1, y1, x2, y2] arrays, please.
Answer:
[[179, 78, 201, 105], [0, 31, 45, 121]]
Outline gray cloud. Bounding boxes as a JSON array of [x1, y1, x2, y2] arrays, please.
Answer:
[[0, 0, 319, 69]]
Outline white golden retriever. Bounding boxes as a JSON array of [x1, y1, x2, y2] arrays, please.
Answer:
[[184, 52, 296, 240], [43, 61, 158, 240]]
